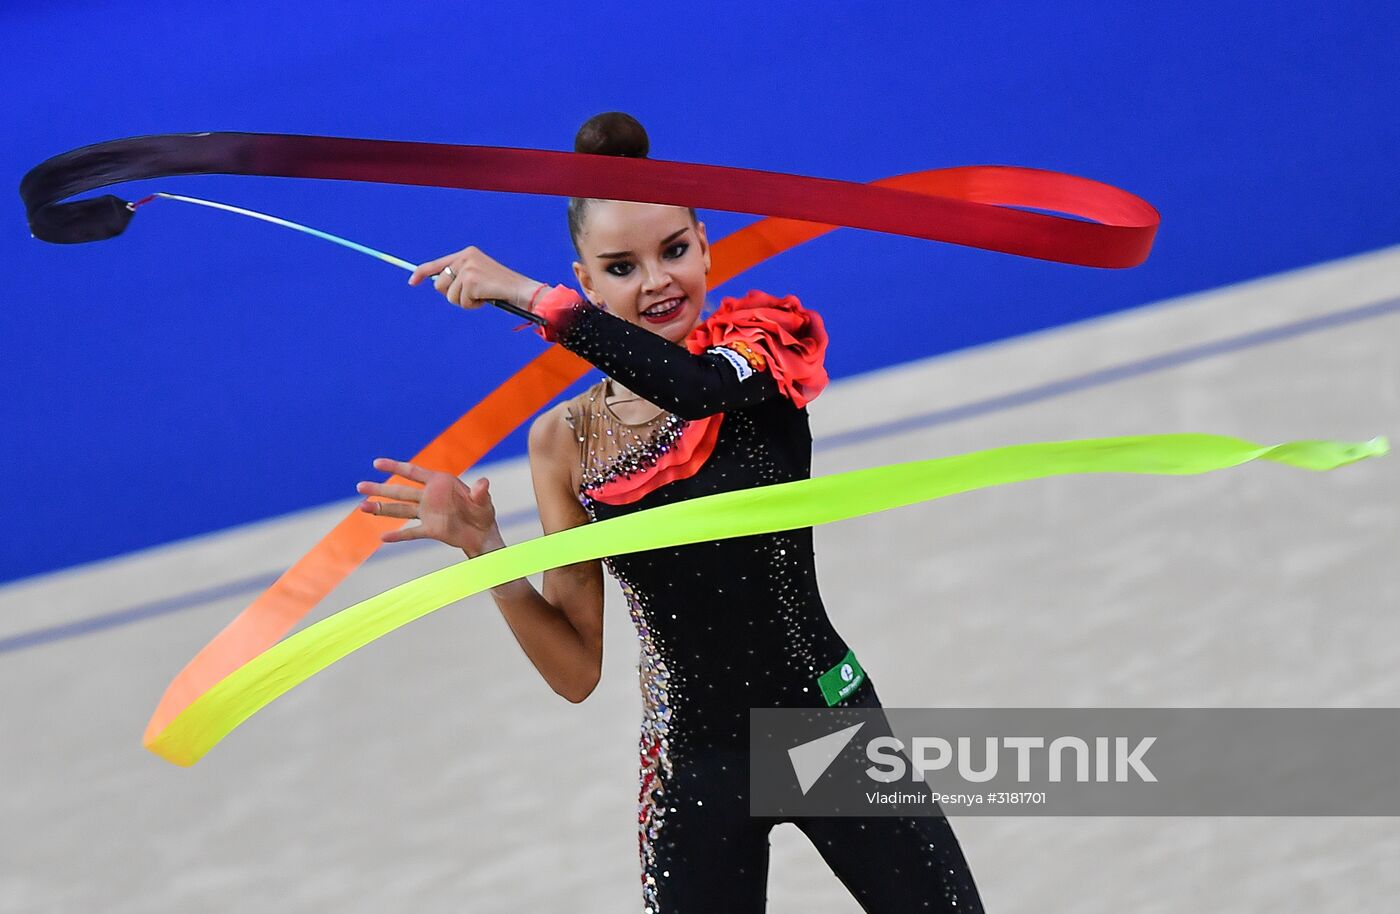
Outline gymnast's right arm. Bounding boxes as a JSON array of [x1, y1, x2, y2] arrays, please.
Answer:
[[482, 403, 604, 704], [355, 418, 603, 703]]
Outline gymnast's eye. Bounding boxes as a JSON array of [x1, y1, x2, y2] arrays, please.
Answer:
[[606, 261, 634, 277], [665, 242, 689, 259]]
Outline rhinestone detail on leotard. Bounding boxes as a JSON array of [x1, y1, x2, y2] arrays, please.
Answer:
[[609, 560, 674, 913], [576, 412, 689, 495], [567, 386, 684, 913]]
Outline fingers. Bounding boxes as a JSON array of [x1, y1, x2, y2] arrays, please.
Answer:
[[356, 481, 422, 503], [373, 457, 432, 484], [382, 524, 432, 544], [409, 252, 458, 286], [410, 245, 478, 288], [444, 271, 488, 310], [359, 499, 417, 519], [360, 458, 440, 519], [468, 476, 491, 503], [416, 260, 481, 309], [409, 247, 505, 310]]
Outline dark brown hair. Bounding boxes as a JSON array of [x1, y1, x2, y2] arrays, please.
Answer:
[[567, 112, 697, 256]]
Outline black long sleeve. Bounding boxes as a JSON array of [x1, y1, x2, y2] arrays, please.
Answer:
[[553, 302, 785, 420]]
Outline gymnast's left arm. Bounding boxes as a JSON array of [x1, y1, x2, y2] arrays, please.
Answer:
[[524, 286, 779, 419], [527, 284, 830, 420], [407, 247, 829, 420]]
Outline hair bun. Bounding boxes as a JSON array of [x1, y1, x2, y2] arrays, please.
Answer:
[[574, 112, 649, 158]]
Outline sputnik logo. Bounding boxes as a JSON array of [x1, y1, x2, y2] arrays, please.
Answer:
[[788, 723, 865, 795]]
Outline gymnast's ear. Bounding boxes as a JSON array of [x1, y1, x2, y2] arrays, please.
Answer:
[[572, 259, 599, 306], [696, 219, 711, 275]]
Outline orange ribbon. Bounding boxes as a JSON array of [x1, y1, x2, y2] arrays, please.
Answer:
[[140, 165, 1157, 752]]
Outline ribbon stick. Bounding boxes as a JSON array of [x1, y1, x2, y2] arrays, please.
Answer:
[[127, 192, 545, 325], [149, 432, 1387, 766]]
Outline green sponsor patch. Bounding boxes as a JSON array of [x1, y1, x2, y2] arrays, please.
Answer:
[[818, 649, 865, 706]]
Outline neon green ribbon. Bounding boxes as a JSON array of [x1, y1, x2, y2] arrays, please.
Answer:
[[149, 432, 1387, 766]]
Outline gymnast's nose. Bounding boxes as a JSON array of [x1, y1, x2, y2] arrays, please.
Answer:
[[640, 259, 672, 295]]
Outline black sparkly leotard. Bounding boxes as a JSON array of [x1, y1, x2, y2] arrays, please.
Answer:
[[542, 289, 984, 914]]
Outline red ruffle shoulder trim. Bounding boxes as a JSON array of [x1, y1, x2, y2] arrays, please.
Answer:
[[685, 289, 829, 409], [559, 288, 828, 505], [587, 412, 724, 505]]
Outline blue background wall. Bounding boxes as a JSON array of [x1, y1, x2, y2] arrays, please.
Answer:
[[3, 0, 1397, 583]]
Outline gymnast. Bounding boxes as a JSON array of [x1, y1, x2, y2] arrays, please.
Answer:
[[358, 112, 983, 912]]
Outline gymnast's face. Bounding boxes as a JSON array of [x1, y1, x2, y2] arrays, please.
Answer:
[[571, 201, 711, 344]]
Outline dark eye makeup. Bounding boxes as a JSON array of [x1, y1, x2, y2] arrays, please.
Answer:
[[605, 242, 690, 277]]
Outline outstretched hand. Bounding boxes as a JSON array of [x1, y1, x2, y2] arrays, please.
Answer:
[[408, 245, 546, 312], [357, 457, 502, 555]]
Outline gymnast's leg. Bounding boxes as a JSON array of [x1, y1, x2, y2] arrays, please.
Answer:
[[643, 745, 774, 913], [785, 682, 985, 912], [792, 811, 984, 913]]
